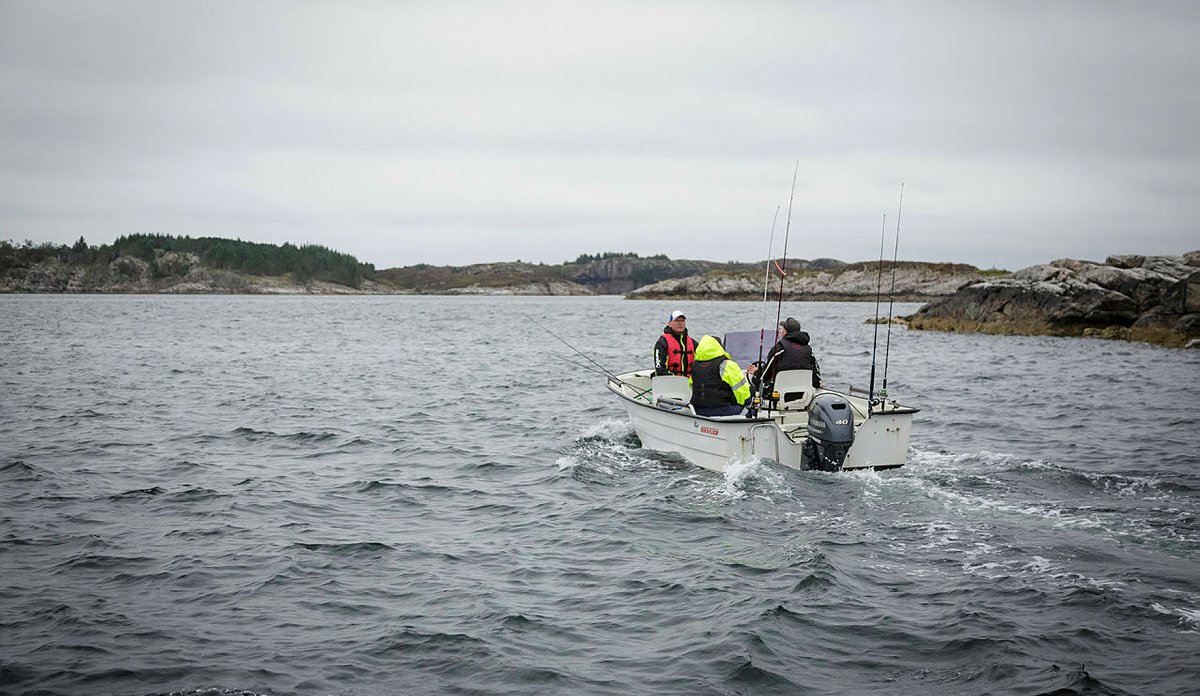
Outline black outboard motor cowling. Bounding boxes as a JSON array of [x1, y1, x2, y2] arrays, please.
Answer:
[[803, 393, 855, 472]]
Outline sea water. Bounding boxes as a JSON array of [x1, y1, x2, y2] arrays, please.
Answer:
[[1, 294, 1197, 695]]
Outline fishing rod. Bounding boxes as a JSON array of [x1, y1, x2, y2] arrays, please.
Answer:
[[881, 183, 904, 400], [774, 161, 800, 333], [752, 162, 799, 412], [756, 205, 782, 367], [528, 315, 625, 384], [753, 206, 782, 409], [530, 314, 657, 401], [550, 350, 611, 378], [867, 212, 886, 413]]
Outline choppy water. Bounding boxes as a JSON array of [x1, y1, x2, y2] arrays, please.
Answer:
[[1, 295, 1197, 696]]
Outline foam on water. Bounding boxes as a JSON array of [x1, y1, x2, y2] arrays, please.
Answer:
[[694, 455, 791, 501], [578, 417, 636, 443], [1173, 606, 1200, 632]]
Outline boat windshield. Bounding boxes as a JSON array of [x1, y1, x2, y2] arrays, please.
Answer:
[[721, 330, 766, 365]]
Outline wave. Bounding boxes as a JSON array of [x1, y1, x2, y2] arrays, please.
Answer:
[[108, 486, 165, 499], [725, 658, 797, 691], [338, 435, 377, 448], [0, 459, 41, 477], [160, 458, 205, 473], [713, 456, 792, 500], [1158, 604, 1200, 633], [156, 689, 272, 696], [292, 541, 396, 555], [49, 553, 156, 573], [874, 448, 1200, 550], [367, 626, 489, 657], [351, 479, 456, 495], [231, 427, 341, 443], [575, 417, 637, 444], [164, 525, 244, 539], [57, 408, 104, 419], [166, 487, 228, 503], [1006, 458, 1196, 496]]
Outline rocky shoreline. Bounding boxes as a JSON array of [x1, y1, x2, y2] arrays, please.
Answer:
[[0, 255, 415, 295], [0, 256, 596, 295], [437, 281, 592, 296], [626, 261, 996, 302], [905, 252, 1200, 348], [7, 246, 1198, 347]]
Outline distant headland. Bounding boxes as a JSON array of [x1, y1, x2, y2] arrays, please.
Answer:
[[0, 235, 993, 297], [0, 235, 997, 297], [3, 235, 1197, 347]]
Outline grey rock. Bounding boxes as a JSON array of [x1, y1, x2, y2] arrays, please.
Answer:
[[628, 262, 988, 300], [908, 251, 1200, 347]]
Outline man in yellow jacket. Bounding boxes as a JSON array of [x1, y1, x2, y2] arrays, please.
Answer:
[[688, 335, 756, 417]]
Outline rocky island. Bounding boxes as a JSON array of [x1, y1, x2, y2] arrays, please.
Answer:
[[626, 260, 999, 302], [905, 252, 1200, 348]]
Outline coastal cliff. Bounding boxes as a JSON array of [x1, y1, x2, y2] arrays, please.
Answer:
[[905, 252, 1200, 347]]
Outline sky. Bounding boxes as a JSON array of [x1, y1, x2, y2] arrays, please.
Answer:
[[1, 0, 1197, 271]]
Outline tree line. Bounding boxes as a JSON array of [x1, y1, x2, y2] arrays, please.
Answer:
[[1, 234, 376, 288], [570, 251, 670, 264]]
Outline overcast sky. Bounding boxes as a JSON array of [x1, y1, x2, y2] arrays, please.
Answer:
[[2, 1, 1197, 270]]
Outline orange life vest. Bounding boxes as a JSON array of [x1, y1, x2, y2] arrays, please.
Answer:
[[662, 332, 696, 376]]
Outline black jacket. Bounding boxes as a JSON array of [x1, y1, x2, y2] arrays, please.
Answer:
[[690, 357, 736, 408], [762, 330, 821, 387]]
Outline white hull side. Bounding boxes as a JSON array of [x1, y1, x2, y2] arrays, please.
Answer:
[[616, 399, 763, 473], [842, 411, 913, 469], [608, 371, 915, 474]]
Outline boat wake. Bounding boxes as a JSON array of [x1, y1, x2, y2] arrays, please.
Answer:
[[560, 422, 1200, 637], [842, 445, 1200, 636], [577, 417, 640, 445], [857, 446, 1200, 553], [711, 456, 792, 500]]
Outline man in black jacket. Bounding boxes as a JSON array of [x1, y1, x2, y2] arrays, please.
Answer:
[[760, 316, 821, 389]]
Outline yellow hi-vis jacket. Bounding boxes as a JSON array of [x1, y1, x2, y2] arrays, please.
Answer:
[[688, 335, 752, 406]]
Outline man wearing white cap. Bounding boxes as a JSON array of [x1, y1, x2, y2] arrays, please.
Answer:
[[653, 309, 696, 376]]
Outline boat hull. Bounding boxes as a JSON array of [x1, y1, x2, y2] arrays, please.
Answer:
[[607, 371, 916, 474]]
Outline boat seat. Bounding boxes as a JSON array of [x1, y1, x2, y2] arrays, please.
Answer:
[[651, 375, 691, 402], [773, 369, 815, 410], [655, 396, 695, 414]]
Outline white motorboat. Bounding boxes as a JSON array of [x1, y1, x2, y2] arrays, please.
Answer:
[[606, 347, 918, 474]]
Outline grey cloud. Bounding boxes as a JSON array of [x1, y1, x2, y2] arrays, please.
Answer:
[[1, 0, 1197, 270]]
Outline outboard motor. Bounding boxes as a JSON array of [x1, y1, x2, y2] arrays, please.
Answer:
[[803, 393, 855, 472]]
